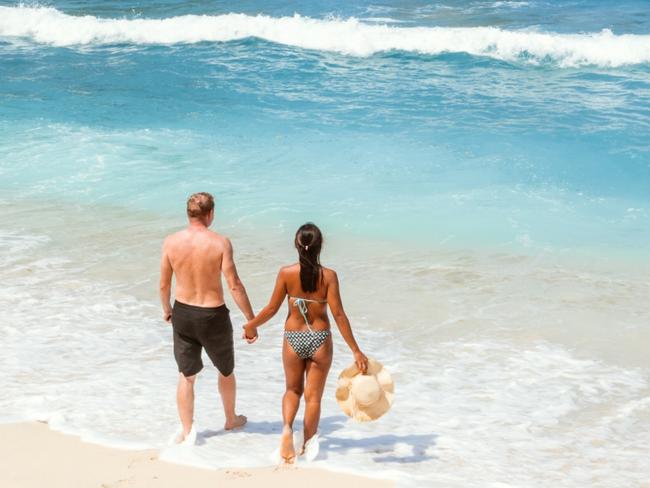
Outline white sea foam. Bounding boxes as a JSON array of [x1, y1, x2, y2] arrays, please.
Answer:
[[491, 1, 530, 8], [1, 6, 650, 67], [1, 201, 650, 487]]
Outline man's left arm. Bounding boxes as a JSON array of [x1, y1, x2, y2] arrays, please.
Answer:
[[221, 238, 255, 321], [159, 239, 173, 323]]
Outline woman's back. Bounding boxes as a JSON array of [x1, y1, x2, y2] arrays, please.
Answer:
[[242, 222, 368, 465], [283, 263, 331, 332]]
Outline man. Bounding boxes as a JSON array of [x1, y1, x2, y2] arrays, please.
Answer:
[[160, 192, 253, 443]]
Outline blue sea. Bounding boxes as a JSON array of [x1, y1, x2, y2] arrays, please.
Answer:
[[1, 2, 649, 486]]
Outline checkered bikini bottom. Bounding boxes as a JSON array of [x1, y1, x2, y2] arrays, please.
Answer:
[[284, 329, 331, 359]]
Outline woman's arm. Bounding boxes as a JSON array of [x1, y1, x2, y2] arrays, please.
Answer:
[[243, 269, 288, 341], [326, 270, 368, 373]]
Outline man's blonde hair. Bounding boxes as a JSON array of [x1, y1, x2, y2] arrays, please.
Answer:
[[186, 192, 215, 218]]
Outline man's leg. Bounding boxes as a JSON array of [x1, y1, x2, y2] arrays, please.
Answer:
[[219, 372, 247, 430], [177, 373, 196, 438], [203, 308, 246, 430]]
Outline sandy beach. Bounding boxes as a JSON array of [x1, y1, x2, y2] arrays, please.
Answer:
[[2, 1, 650, 486], [1, 422, 391, 488]]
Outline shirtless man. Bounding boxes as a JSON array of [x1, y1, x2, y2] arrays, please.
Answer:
[[160, 192, 253, 442]]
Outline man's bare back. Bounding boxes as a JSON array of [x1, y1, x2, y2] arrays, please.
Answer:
[[159, 202, 253, 322], [162, 227, 230, 308]]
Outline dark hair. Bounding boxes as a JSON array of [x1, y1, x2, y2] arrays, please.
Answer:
[[294, 222, 323, 293]]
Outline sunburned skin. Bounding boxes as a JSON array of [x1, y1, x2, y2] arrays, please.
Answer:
[[162, 226, 228, 307], [160, 199, 254, 438], [160, 206, 255, 327]]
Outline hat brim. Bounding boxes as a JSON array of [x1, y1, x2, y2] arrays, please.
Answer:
[[336, 358, 394, 422]]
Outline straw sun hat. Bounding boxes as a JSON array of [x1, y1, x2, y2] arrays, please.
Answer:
[[336, 358, 394, 422]]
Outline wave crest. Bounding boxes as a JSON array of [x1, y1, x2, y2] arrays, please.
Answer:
[[1, 6, 650, 67]]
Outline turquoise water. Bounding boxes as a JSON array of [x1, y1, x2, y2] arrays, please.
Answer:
[[2, 2, 650, 486], [1, 1, 649, 256]]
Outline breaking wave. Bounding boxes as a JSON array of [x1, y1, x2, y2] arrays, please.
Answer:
[[1, 6, 650, 67]]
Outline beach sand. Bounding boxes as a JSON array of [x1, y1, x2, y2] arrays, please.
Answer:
[[1, 422, 392, 488]]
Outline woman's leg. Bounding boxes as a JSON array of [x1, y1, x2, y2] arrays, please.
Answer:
[[280, 338, 306, 462], [303, 336, 333, 444]]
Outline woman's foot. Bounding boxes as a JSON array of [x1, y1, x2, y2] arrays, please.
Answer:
[[302, 431, 320, 461], [280, 425, 296, 464], [294, 430, 305, 456], [224, 414, 247, 431]]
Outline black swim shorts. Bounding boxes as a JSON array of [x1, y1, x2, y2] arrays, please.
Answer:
[[171, 301, 234, 377]]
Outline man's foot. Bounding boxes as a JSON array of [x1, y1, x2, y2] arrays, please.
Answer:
[[170, 428, 185, 445], [168, 425, 197, 446], [224, 414, 247, 431], [280, 425, 296, 464]]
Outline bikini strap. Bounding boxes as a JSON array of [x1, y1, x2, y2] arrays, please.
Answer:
[[293, 298, 314, 332], [288, 295, 327, 304]]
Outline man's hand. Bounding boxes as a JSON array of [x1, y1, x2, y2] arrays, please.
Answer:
[[242, 323, 258, 344], [163, 310, 172, 323]]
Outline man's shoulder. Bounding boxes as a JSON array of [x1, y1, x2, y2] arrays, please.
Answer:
[[163, 229, 184, 246], [207, 230, 230, 247], [166, 228, 227, 241]]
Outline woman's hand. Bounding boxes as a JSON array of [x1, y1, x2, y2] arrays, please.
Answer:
[[242, 323, 258, 344], [354, 350, 369, 374]]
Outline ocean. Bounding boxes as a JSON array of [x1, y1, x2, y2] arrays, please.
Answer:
[[1, 1, 649, 486]]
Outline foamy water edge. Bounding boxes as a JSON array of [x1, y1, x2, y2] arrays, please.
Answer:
[[2, 6, 650, 67]]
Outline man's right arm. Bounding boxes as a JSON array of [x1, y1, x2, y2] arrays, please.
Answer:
[[159, 238, 173, 323], [221, 238, 255, 321]]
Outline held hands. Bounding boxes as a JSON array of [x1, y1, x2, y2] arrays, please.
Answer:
[[354, 349, 369, 374], [242, 323, 258, 344]]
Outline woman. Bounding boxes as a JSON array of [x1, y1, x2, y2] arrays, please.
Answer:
[[243, 222, 368, 463]]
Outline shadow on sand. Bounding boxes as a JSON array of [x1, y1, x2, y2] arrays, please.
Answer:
[[318, 415, 437, 464], [197, 415, 436, 464]]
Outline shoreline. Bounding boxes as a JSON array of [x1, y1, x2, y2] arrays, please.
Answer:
[[1, 196, 648, 485], [0, 189, 648, 275], [1, 422, 393, 488]]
